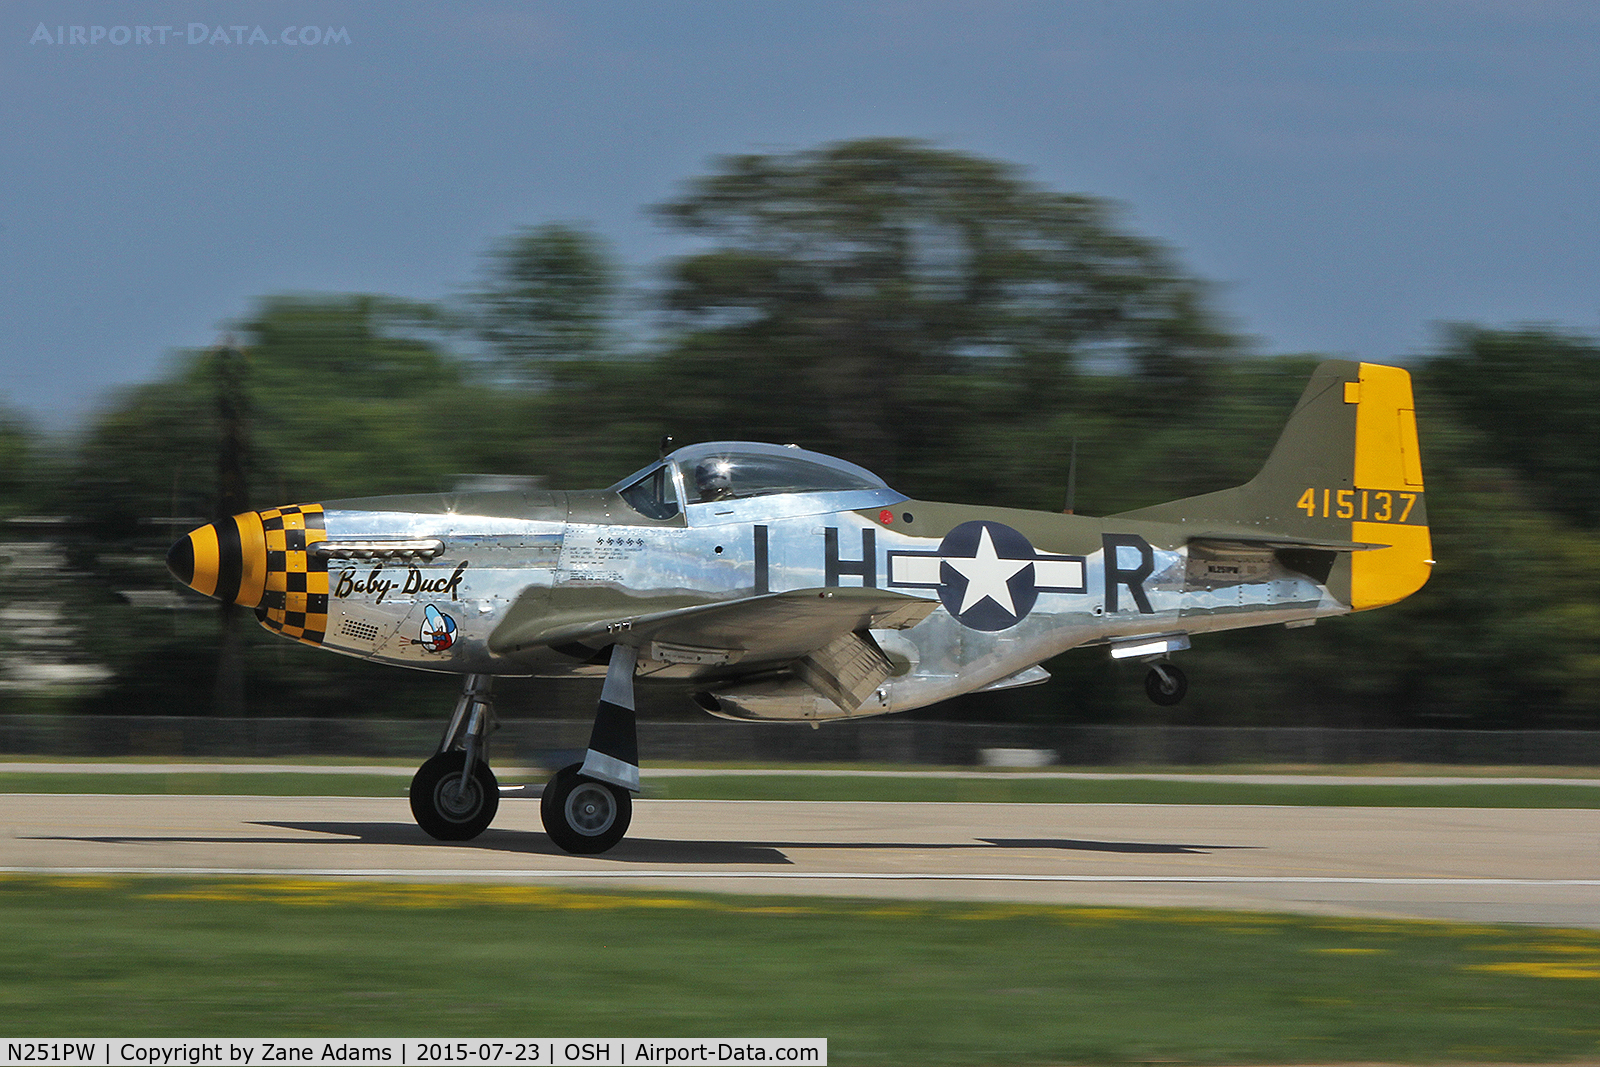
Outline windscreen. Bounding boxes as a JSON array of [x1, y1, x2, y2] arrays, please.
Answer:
[[678, 451, 883, 504]]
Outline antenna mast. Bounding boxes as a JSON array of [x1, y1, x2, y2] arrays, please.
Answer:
[[1062, 436, 1078, 515]]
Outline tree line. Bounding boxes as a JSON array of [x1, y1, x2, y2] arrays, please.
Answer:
[[3, 138, 1598, 728]]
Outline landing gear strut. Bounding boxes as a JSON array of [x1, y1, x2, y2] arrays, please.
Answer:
[[410, 674, 499, 840], [540, 644, 642, 855]]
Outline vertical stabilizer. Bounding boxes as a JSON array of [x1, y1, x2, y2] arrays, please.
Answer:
[[1113, 361, 1432, 611]]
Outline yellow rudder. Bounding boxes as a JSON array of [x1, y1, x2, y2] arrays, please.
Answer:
[[1349, 363, 1433, 610]]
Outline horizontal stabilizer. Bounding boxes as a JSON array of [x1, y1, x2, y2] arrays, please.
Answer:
[[1186, 533, 1391, 553]]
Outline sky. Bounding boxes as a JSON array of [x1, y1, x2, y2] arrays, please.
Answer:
[[5, 0, 1598, 430]]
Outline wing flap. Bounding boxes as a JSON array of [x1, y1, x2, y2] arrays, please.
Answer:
[[794, 631, 894, 711]]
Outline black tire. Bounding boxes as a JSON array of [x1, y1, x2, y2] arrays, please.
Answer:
[[541, 762, 632, 855], [1145, 663, 1188, 706], [410, 750, 500, 841]]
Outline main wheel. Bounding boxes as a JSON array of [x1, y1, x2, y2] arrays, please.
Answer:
[[410, 750, 500, 841], [1145, 662, 1188, 706], [541, 762, 632, 855]]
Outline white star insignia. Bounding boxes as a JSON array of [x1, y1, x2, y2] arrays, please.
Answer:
[[946, 526, 1031, 615]]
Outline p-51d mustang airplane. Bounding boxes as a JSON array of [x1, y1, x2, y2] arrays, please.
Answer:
[[167, 360, 1431, 853]]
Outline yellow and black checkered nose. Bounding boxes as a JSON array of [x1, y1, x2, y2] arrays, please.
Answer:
[[167, 504, 331, 646], [167, 511, 270, 607]]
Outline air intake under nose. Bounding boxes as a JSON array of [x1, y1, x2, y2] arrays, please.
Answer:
[[166, 511, 269, 607]]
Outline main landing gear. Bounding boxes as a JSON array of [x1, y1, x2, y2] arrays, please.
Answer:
[[541, 762, 631, 854], [541, 644, 639, 854], [410, 674, 500, 840], [408, 647, 643, 855]]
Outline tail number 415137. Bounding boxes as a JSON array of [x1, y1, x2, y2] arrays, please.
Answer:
[[1296, 488, 1417, 524]]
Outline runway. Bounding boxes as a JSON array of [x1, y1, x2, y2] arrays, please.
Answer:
[[3, 793, 1597, 927]]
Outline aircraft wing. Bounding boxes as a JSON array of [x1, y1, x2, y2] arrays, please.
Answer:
[[488, 587, 938, 671]]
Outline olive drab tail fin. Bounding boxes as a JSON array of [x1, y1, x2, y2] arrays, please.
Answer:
[[1113, 360, 1432, 611]]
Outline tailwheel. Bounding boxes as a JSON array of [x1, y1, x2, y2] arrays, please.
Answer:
[[1144, 662, 1188, 706], [410, 750, 500, 841], [541, 762, 632, 855]]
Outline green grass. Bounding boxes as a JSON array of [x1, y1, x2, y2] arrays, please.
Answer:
[[642, 774, 1600, 807], [0, 772, 411, 796], [1, 876, 1598, 1063]]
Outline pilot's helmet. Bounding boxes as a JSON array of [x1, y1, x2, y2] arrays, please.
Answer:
[[694, 458, 735, 500]]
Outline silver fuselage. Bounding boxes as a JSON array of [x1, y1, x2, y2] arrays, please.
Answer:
[[313, 481, 1342, 720]]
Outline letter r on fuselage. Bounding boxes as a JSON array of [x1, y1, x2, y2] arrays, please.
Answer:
[[1103, 533, 1154, 614]]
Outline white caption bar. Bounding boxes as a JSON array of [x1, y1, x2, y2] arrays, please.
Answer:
[[1, 1040, 826, 1067]]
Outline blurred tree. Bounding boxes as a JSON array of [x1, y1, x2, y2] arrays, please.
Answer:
[[46, 293, 554, 718], [227, 293, 546, 501], [62, 380, 215, 536], [0, 408, 38, 691], [212, 342, 251, 718], [59, 294, 497, 522], [0, 409, 37, 517], [474, 223, 619, 387], [1423, 326, 1600, 528], [651, 138, 1237, 488]]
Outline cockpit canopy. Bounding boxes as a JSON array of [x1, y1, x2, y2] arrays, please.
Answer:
[[610, 442, 900, 522]]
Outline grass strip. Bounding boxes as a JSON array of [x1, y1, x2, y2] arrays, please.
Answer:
[[0, 875, 1597, 1064], [5, 771, 1600, 807], [0, 773, 409, 796], [643, 775, 1600, 807]]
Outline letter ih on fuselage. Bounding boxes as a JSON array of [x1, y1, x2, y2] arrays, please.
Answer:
[[1116, 359, 1432, 612]]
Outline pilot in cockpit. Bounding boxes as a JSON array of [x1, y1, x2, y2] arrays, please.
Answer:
[[694, 458, 735, 501]]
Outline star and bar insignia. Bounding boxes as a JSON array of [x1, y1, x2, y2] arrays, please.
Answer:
[[888, 520, 1086, 631]]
